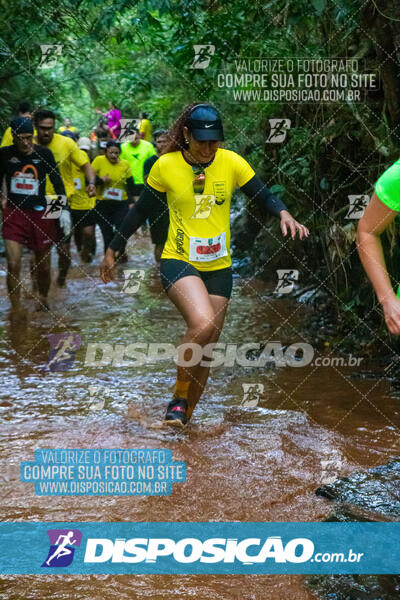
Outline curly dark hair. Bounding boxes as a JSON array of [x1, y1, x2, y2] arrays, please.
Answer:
[[164, 102, 220, 154]]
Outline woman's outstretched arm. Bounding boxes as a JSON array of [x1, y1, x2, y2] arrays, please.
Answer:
[[357, 192, 400, 334], [240, 175, 309, 239]]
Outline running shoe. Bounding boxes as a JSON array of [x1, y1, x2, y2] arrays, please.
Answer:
[[164, 398, 188, 427]]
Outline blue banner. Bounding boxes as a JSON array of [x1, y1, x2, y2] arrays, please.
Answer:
[[0, 522, 399, 574]]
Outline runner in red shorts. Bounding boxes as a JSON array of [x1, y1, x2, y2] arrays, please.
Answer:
[[0, 117, 66, 311]]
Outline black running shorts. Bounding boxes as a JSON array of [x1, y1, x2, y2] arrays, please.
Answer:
[[160, 258, 233, 299]]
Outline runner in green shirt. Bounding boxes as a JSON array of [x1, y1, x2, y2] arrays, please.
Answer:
[[120, 126, 156, 201], [357, 158, 400, 334]]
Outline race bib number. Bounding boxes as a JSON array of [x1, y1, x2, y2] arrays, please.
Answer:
[[74, 177, 82, 190], [103, 187, 123, 201], [11, 176, 39, 196], [189, 232, 228, 262]]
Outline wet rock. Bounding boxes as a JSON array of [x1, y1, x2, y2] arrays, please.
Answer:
[[315, 456, 400, 519], [307, 458, 400, 599], [306, 573, 400, 600]]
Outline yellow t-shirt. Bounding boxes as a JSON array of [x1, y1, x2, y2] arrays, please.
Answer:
[[58, 125, 78, 133], [70, 155, 95, 210], [139, 118, 152, 142], [147, 148, 255, 271], [1, 126, 37, 147], [35, 133, 88, 197], [1, 127, 13, 147], [92, 155, 132, 201]]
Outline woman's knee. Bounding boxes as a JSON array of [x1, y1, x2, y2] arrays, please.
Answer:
[[188, 313, 220, 344]]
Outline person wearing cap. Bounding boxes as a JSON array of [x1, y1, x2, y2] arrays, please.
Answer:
[[120, 127, 156, 201], [69, 137, 97, 263], [34, 109, 96, 287], [1, 102, 35, 147], [143, 129, 170, 262], [0, 117, 66, 311], [92, 141, 135, 258], [101, 102, 309, 427]]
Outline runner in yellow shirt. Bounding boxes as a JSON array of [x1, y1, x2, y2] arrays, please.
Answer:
[[58, 118, 78, 135], [138, 112, 152, 142], [70, 137, 96, 263], [101, 103, 309, 427], [33, 109, 96, 286], [92, 141, 135, 259]]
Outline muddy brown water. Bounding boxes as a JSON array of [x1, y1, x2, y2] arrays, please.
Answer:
[[1, 234, 400, 599]]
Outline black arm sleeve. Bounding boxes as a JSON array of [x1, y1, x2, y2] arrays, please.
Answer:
[[44, 148, 66, 197], [240, 175, 287, 218], [109, 184, 167, 252], [126, 176, 135, 203]]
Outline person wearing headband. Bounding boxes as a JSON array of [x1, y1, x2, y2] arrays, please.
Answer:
[[1, 102, 34, 147], [0, 117, 66, 311], [101, 103, 309, 427]]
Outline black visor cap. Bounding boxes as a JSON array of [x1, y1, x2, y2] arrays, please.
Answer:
[[187, 105, 224, 141]]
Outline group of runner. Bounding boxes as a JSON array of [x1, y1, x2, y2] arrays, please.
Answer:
[[1, 99, 398, 427], [0, 103, 166, 312]]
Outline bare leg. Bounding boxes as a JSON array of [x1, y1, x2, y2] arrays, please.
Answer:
[[185, 295, 228, 419], [29, 254, 38, 293], [4, 239, 23, 309], [57, 239, 71, 287], [80, 225, 95, 263], [167, 276, 229, 420], [34, 247, 52, 308]]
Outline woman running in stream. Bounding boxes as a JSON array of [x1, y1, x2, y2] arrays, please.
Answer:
[[100, 103, 309, 427]]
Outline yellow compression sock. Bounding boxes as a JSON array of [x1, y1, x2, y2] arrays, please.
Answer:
[[173, 380, 190, 399]]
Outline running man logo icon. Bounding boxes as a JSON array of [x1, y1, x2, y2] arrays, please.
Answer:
[[42, 194, 67, 219], [266, 119, 291, 143], [88, 385, 111, 410], [191, 44, 215, 69], [346, 194, 369, 219], [44, 333, 82, 372], [42, 529, 82, 568], [241, 383, 264, 408], [122, 269, 145, 294], [320, 457, 343, 485], [39, 45, 62, 69], [191, 195, 216, 219], [118, 118, 140, 142], [274, 269, 299, 294]]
